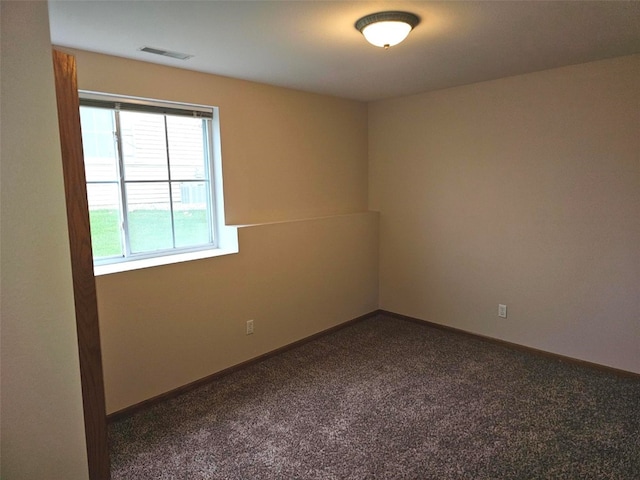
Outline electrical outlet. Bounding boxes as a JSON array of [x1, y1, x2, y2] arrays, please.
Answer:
[[498, 304, 507, 318], [246, 319, 254, 335]]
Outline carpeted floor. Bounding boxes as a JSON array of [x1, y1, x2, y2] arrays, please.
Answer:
[[109, 314, 640, 479]]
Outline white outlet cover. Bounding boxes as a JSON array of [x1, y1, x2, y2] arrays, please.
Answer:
[[498, 304, 507, 318]]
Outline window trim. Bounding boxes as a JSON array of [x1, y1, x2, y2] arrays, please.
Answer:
[[79, 91, 238, 274], [93, 245, 240, 276]]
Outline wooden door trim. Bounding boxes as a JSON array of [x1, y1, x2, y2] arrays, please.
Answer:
[[52, 49, 111, 480]]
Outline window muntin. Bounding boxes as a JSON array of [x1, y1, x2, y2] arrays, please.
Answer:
[[79, 93, 218, 265]]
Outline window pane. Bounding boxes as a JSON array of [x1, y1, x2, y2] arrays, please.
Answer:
[[126, 183, 173, 253], [172, 182, 211, 248], [87, 183, 123, 258], [80, 93, 220, 264], [120, 111, 169, 181], [167, 116, 207, 180], [80, 107, 118, 182]]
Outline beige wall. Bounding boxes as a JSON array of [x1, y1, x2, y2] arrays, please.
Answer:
[[66, 49, 368, 225], [98, 214, 378, 412], [63, 50, 378, 413], [369, 55, 640, 374], [0, 2, 89, 478]]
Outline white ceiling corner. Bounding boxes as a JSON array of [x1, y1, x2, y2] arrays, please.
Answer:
[[48, 0, 640, 102]]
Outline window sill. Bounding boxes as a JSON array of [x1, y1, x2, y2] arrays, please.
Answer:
[[93, 247, 238, 276]]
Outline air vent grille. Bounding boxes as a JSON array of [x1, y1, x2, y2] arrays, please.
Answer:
[[139, 46, 193, 60]]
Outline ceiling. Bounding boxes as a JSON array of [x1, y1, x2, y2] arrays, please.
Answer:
[[48, 1, 640, 102]]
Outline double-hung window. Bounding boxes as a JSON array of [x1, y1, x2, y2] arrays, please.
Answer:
[[79, 92, 223, 268]]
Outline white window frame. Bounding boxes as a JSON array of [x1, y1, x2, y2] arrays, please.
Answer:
[[79, 91, 238, 276]]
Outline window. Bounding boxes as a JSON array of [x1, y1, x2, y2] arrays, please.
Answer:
[[79, 92, 235, 270]]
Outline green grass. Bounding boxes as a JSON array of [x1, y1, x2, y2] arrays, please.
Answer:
[[89, 209, 210, 258], [89, 210, 122, 258]]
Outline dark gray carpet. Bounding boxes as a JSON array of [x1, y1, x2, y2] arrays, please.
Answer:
[[109, 314, 640, 479]]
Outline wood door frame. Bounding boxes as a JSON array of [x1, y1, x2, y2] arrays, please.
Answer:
[[53, 49, 111, 480]]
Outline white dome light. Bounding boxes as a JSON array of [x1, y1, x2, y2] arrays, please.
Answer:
[[355, 11, 420, 49]]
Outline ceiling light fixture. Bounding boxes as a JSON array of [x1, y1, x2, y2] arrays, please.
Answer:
[[355, 11, 420, 49]]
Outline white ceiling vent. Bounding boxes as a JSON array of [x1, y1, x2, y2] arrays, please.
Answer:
[[139, 46, 193, 60]]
